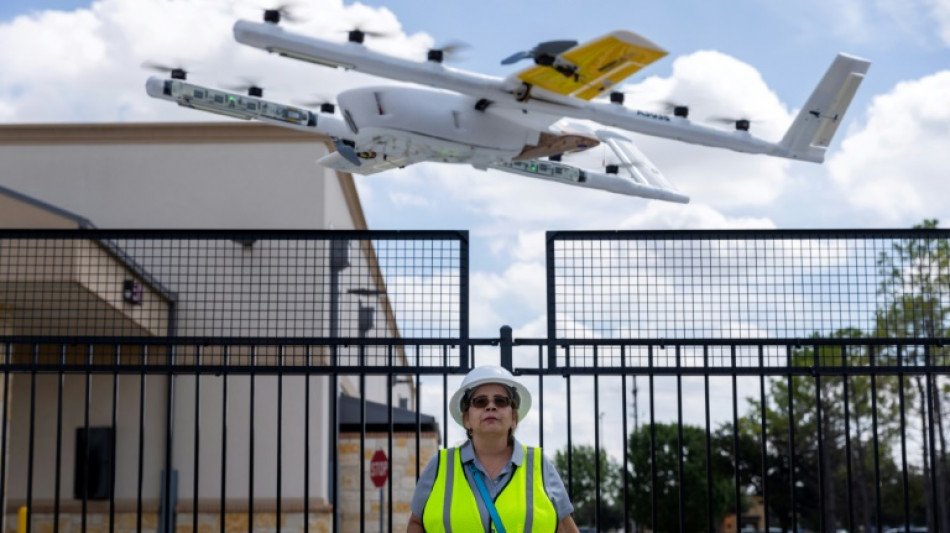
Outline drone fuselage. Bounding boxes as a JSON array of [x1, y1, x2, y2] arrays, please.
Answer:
[[341, 86, 537, 151], [338, 86, 542, 166]]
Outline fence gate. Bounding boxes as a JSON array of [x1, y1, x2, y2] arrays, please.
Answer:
[[1, 228, 949, 533]]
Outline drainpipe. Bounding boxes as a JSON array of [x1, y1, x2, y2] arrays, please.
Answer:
[[328, 240, 349, 533], [159, 301, 178, 533]]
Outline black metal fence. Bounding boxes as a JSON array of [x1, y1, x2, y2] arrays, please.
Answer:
[[1, 229, 948, 533], [537, 229, 950, 533]]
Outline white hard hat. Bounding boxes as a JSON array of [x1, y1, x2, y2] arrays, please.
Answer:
[[449, 365, 532, 428]]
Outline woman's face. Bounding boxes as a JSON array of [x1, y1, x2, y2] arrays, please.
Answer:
[[462, 383, 518, 438]]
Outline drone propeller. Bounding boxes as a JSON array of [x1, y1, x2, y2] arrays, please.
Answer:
[[142, 61, 191, 80], [602, 89, 643, 105], [262, 4, 302, 24], [659, 101, 690, 118], [332, 137, 361, 166], [223, 78, 266, 98], [501, 40, 578, 66], [297, 97, 337, 114], [343, 25, 392, 44], [707, 116, 757, 132], [427, 41, 469, 63]]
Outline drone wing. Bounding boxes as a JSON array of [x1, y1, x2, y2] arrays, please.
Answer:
[[509, 31, 667, 101], [233, 21, 665, 105]]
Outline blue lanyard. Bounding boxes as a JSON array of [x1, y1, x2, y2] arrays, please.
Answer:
[[467, 462, 508, 533]]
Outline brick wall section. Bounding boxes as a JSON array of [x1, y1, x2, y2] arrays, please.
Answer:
[[3, 512, 159, 533], [173, 511, 330, 533], [3, 511, 332, 533], [338, 431, 438, 533]]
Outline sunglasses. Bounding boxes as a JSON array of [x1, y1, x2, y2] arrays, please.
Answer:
[[469, 394, 513, 409]]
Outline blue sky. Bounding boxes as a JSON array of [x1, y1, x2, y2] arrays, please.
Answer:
[[2, 0, 949, 451]]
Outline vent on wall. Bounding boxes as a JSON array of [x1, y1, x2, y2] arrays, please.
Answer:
[[74, 426, 115, 500]]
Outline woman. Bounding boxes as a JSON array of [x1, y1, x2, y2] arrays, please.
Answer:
[[407, 366, 580, 533]]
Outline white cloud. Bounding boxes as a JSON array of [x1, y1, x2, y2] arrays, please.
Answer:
[[510, 230, 547, 263], [618, 201, 777, 230], [827, 70, 950, 223], [0, 0, 431, 123], [0, 9, 106, 77], [470, 260, 546, 331], [468, 293, 504, 335]]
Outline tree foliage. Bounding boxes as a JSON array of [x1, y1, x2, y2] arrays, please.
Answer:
[[554, 444, 625, 530], [626, 423, 733, 533], [741, 335, 912, 532], [874, 218, 950, 533]]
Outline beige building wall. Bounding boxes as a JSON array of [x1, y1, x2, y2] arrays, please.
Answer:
[[6, 373, 169, 502], [0, 123, 413, 527], [0, 123, 362, 230]]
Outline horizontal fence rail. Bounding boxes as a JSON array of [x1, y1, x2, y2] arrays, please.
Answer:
[[0, 229, 947, 533]]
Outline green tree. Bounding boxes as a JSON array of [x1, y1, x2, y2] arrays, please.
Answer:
[[741, 331, 910, 533], [875, 219, 950, 533], [554, 444, 625, 530], [627, 423, 733, 533]]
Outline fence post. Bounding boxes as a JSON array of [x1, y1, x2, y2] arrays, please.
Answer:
[[500, 326, 512, 371]]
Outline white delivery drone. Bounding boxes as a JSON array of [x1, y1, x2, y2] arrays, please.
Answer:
[[146, 8, 870, 203]]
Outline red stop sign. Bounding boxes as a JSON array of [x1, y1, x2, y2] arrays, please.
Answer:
[[370, 449, 389, 488]]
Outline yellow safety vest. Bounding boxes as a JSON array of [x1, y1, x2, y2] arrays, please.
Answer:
[[422, 445, 558, 533]]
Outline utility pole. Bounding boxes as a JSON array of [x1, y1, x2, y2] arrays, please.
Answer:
[[632, 376, 639, 434]]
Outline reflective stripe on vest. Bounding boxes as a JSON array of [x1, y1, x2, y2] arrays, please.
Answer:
[[422, 445, 558, 533]]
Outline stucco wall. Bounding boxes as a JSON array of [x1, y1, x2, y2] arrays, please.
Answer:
[[0, 123, 356, 230]]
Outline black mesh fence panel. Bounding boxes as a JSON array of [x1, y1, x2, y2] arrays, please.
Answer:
[[548, 229, 950, 341]]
